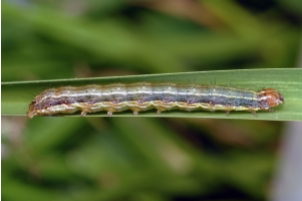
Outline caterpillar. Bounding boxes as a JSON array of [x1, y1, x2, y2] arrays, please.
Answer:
[[27, 83, 284, 118]]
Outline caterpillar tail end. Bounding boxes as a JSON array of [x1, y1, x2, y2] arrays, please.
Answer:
[[27, 101, 37, 118], [27, 110, 36, 119]]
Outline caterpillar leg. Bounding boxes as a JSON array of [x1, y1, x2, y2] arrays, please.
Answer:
[[107, 111, 113, 117], [81, 111, 87, 116], [156, 107, 166, 114], [250, 110, 257, 117]]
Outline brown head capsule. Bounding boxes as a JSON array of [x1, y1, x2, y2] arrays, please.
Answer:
[[257, 88, 284, 110]]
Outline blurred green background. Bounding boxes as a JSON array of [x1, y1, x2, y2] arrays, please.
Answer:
[[2, 0, 302, 200]]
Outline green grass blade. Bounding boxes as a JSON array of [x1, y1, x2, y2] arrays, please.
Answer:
[[2, 68, 301, 121]]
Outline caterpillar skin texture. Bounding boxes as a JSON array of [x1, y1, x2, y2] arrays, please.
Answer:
[[27, 83, 284, 118]]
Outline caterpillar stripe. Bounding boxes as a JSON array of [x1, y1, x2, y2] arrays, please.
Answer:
[[27, 83, 284, 118]]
